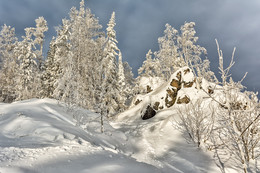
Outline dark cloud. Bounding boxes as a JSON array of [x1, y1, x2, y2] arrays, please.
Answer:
[[0, 0, 259, 92]]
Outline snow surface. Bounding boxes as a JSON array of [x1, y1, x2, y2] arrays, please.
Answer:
[[0, 98, 240, 172]]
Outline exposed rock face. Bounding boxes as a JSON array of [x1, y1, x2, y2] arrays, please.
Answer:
[[165, 89, 178, 108], [166, 67, 194, 107], [132, 67, 199, 120], [135, 99, 142, 105], [153, 102, 160, 110], [177, 95, 190, 104], [208, 86, 214, 95], [170, 79, 181, 90], [142, 105, 156, 120], [146, 85, 153, 93], [184, 80, 195, 88]]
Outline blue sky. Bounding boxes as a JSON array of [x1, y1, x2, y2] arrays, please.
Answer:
[[0, 0, 259, 93]]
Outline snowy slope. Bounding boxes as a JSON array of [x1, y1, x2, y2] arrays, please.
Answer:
[[0, 98, 239, 172], [0, 99, 159, 173]]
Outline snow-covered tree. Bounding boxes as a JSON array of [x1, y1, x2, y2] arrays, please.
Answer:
[[33, 17, 48, 70], [138, 49, 161, 78], [135, 49, 162, 94], [155, 24, 185, 80], [0, 25, 18, 102], [153, 22, 216, 84], [52, 0, 104, 111], [47, 19, 71, 101], [15, 27, 39, 100], [101, 11, 121, 117], [208, 41, 260, 173], [123, 61, 135, 105], [13, 17, 48, 100], [41, 38, 60, 98], [117, 51, 127, 111], [178, 99, 215, 148]]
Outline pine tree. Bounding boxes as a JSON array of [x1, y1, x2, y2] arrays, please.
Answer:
[[117, 51, 127, 112], [15, 28, 38, 100], [153, 22, 216, 85], [123, 61, 135, 105], [33, 17, 48, 71], [101, 11, 120, 117], [52, 0, 103, 111], [41, 38, 60, 98], [0, 25, 18, 102], [14, 17, 48, 100], [52, 19, 73, 102]]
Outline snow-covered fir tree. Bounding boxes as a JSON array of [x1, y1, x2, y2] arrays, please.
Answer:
[[123, 61, 135, 105], [41, 38, 59, 98], [14, 18, 48, 100], [0, 25, 18, 102], [101, 11, 121, 117], [33, 17, 48, 70], [117, 51, 127, 112], [52, 0, 103, 110], [15, 28, 38, 100]]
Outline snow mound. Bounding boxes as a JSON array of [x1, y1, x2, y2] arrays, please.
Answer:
[[0, 99, 89, 147]]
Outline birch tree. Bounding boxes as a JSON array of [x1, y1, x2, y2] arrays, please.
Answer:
[[211, 40, 260, 173]]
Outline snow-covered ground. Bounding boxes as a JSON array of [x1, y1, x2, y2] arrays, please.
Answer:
[[0, 98, 241, 172]]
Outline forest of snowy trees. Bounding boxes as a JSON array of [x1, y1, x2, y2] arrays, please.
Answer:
[[0, 1, 135, 117], [0, 0, 215, 115], [0, 1, 259, 172]]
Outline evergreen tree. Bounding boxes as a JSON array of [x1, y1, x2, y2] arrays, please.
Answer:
[[123, 61, 135, 105], [41, 38, 60, 98], [33, 17, 48, 70], [101, 11, 120, 116], [117, 51, 127, 112], [0, 25, 18, 102], [52, 19, 73, 103], [52, 0, 103, 111], [135, 49, 162, 94], [13, 17, 48, 100], [15, 28, 38, 100]]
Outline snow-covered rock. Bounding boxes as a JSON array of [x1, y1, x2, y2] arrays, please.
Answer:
[[122, 67, 215, 121]]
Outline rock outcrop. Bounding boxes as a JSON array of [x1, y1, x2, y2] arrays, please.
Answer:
[[131, 67, 197, 120], [141, 105, 156, 120], [126, 66, 217, 121]]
